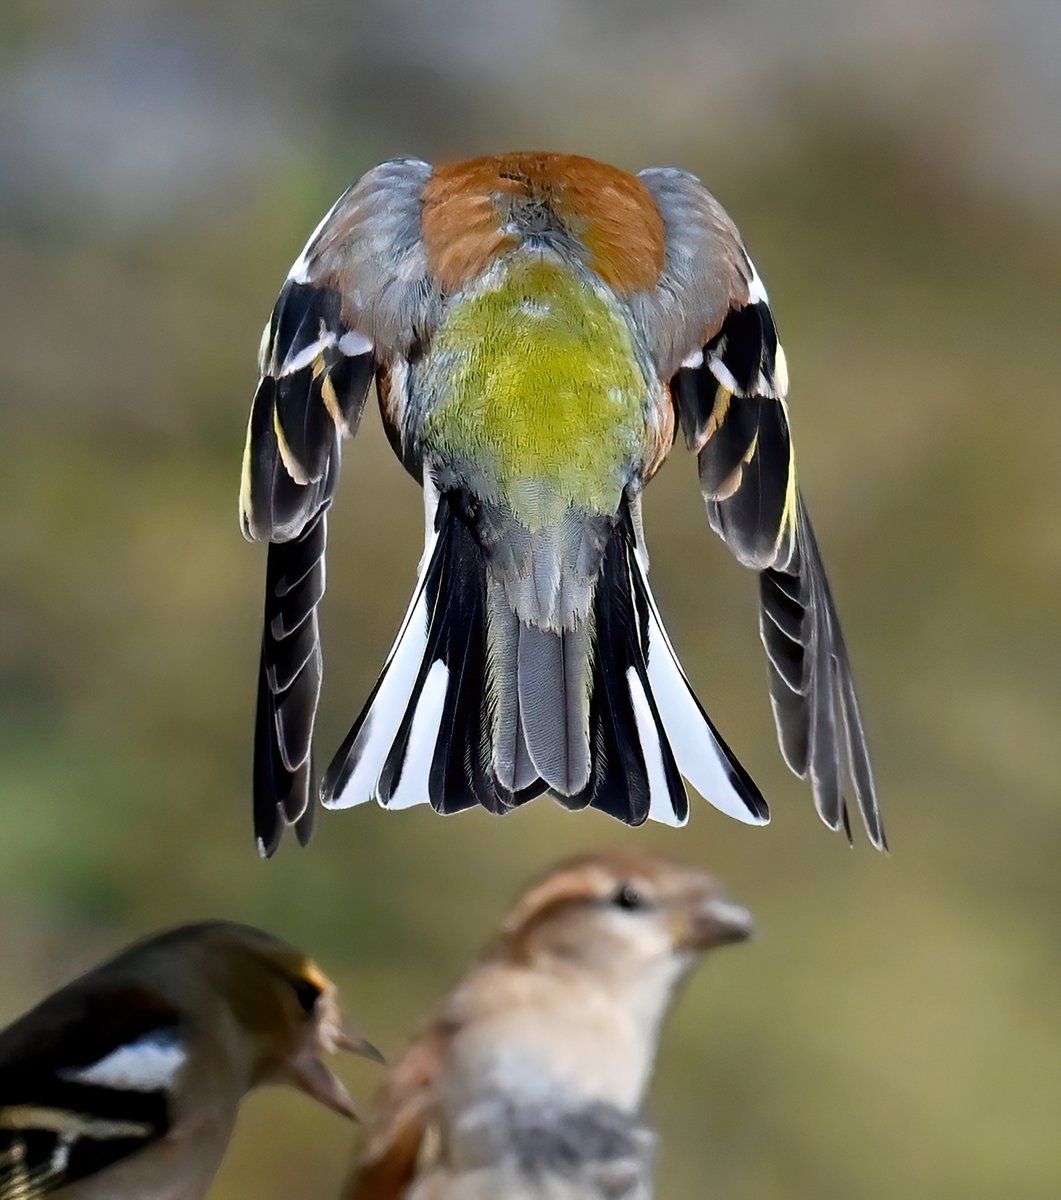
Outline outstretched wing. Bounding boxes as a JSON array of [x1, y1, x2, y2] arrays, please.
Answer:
[[0, 986, 180, 1198], [639, 168, 884, 848], [240, 158, 437, 854]]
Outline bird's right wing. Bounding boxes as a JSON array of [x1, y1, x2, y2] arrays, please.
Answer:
[[0, 985, 182, 1198], [637, 167, 883, 848], [240, 158, 441, 853], [343, 1023, 447, 1200]]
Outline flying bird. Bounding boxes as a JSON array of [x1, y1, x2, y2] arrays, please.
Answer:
[[240, 151, 883, 854], [0, 922, 381, 1200], [343, 851, 753, 1200]]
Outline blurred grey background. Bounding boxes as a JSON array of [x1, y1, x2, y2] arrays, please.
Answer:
[[1, 1, 1059, 1197]]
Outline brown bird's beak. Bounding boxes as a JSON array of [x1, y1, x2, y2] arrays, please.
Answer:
[[680, 893, 755, 950]]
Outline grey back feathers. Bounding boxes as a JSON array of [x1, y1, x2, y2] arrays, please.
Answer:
[[294, 158, 442, 360], [633, 168, 753, 378]]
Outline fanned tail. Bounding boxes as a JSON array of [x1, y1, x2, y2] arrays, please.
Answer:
[[321, 495, 768, 829]]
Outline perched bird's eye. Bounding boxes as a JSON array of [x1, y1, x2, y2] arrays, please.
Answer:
[[611, 883, 645, 911], [292, 978, 322, 1014]]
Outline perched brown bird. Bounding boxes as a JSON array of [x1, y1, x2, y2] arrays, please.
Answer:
[[241, 151, 883, 855], [0, 922, 381, 1199], [344, 852, 753, 1200]]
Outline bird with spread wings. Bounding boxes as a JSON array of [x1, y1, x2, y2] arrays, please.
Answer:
[[240, 151, 883, 855]]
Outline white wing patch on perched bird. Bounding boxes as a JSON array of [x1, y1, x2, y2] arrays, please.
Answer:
[[58, 1031, 186, 1093], [337, 329, 375, 359]]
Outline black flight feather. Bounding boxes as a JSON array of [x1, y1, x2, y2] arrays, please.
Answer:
[[253, 510, 327, 855]]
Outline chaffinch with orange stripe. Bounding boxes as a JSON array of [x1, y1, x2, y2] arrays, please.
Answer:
[[240, 152, 884, 854], [343, 852, 753, 1200], [0, 922, 380, 1199]]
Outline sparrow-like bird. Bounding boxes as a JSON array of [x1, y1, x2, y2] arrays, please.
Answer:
[[0, 921, 381, 1199], [240, 151, 883, 854], [343, 851, 753, 1200]]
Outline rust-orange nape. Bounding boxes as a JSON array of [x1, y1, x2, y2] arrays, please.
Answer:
[[420, 152, 666, 296]]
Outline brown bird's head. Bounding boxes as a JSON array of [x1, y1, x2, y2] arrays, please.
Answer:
[[498, 851, 753, 981], [183, 922, 382, 1119], [483, 851, 754, 1079]]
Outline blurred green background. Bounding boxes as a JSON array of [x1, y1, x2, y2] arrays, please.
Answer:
[[2, 1, 1059, 1197]]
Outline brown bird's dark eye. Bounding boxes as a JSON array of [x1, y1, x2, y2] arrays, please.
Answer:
[[293, 979, 321, 1014], [612, 884, 644, 910]]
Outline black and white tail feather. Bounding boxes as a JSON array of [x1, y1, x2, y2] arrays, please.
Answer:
[[320, 483, 768, 830]]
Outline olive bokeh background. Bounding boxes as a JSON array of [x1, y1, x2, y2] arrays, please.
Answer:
[[2, 2, 1059, 1197]]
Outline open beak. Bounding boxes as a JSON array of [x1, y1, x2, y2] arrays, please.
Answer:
[[681, 893, 755, 950], [290, 1014, 384, 1121], [334, 1022, 385, 1065], [291, 1052, 361, 1121]]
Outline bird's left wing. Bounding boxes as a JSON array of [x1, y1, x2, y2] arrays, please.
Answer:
[[240, 158, 439, 854], [0, 985, 183, 1198], [636, 168, 883, 848]]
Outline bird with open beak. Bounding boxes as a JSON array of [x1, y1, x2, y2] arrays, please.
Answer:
[[240, 151, 883, 855], [344, 852, 753, 1200], [0, 922, 381, 1200]]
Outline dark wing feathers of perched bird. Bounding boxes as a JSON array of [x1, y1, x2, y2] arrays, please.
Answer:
[[0, 985, 178, 1198]]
